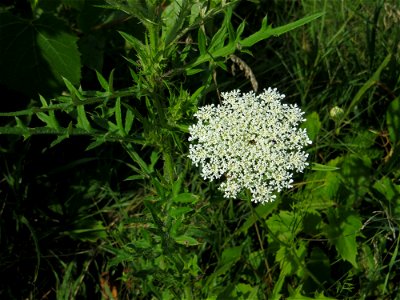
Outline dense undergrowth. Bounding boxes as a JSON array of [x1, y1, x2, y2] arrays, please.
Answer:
[[1, 0, 399, 299]]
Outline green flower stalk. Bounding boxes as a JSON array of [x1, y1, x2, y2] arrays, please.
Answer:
[[188, 88, 312, 203]]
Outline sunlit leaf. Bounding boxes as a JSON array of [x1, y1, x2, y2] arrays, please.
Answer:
[[174, 235, 199, 246], [302, 111, 321, 142]]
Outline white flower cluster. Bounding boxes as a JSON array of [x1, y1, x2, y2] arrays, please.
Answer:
[[188, 88, 312, 204]]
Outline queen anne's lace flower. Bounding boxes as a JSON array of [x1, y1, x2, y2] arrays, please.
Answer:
[[188, 88, 312, 204]]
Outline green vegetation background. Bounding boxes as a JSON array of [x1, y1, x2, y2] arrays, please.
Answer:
[[0, 0, 399, 299]]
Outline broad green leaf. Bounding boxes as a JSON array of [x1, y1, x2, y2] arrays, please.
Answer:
[[221, 246, 243, 266], [275, 241, 307, 276], [386, 96, 400, 144], [0, 12, 81, 96], [373, 176, 400, 203], [173, 235, 199, 246], [302, 111, 321, 142], [172, 193, 200, 203], [339, 154, 371, 206], [343, 130, 381, 159], [162, 0, 189, 46], [324, 209, 362, 268], [266, 210, 303, 244], [232, 283, 258, 299], [300, 157, 341, 209], [189, 1, 202, 24], [373, 177, 400, 218], [169, 207, 193, 218]]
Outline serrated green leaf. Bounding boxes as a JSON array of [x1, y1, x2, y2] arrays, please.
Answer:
[[324, 209, 362, 268], [241, 12, 324, 47], [162, 0, 190, 46], [208, 11, 229, 51], [76, 105, 92, 131], [95, 70, 109, 91], [119, 31, 145, 51], [50, 134, 69, 148], [0, 12, 81, 96], [85, 138, 105, 151], [15, 117, 30, 139], [62, 77, 83, 100], [36, 96, 60, 130]]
